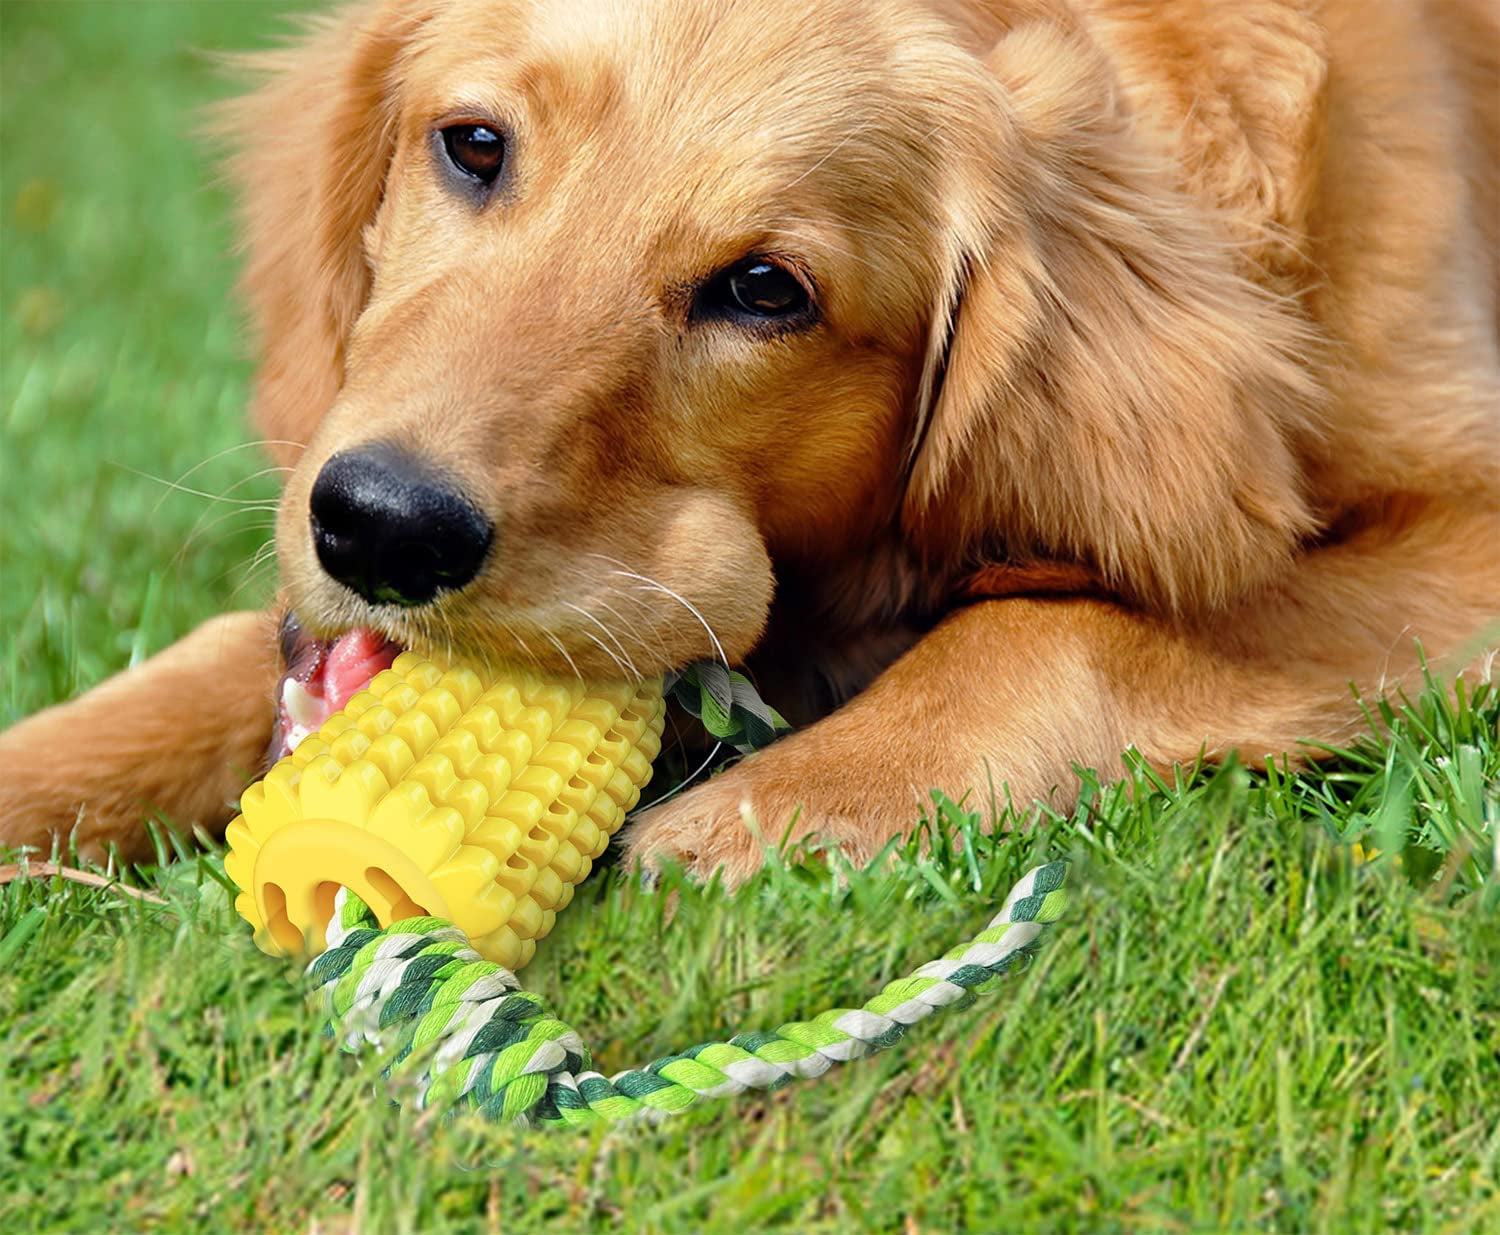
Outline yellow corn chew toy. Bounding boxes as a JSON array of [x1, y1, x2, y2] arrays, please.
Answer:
[[220, 649, 1066, 1129], [225, 651, 665, 969]]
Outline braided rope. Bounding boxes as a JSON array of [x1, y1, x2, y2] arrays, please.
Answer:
[[305, 860, 1068, 1127], [665, 662, 791, 751]]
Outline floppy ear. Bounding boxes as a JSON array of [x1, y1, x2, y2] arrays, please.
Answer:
[[904, 23, 1324, 615], [217, 0, 429, 465]]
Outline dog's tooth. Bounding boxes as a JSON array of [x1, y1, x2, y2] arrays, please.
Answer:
[[282, 678, 325, 731]]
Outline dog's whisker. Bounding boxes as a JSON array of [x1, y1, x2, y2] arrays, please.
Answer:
[[182, 504, 280, 537], [438, 608, 459, 675], [630, 741, 728, 816], [553, 560, 673, 675], [150, 438, 304, 513], [594, 591, 674, 673], [569, 624, 633, 682], [245, 538, 280, 577], [219, 536, 280, 604], [219, 463, 294, 493], [170, 462, 289, 558], [612, 570, 730, 668], [581, 551, 733, 669], [494, 615, 539, 670], [540, 628, 584, 684], [118, 463, 281, 508], [172, 508, 278, 568], [187, 526, 279, 575], [178, 511, 267, 567], [561, 600, 641, 681]]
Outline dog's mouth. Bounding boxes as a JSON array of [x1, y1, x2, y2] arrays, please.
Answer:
[[269, 615, 402, 762]]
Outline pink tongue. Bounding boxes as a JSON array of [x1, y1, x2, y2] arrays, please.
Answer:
[[323, 629, 401, 713]]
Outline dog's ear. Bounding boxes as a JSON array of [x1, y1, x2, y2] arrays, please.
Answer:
[[904, 23, 1324, 615], [217, 1, 429, 464]]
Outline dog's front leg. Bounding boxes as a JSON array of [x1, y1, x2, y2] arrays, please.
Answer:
[[624, 503, 1500, 888], [622, 596, 1150, 886], [0, 610, 280, 863]]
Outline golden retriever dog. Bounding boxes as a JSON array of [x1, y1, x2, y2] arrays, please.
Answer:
[[2, 0, 1497, 886]]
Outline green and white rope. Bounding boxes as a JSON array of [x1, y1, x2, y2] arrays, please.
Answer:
[[665, 662, 791, 752], [305, 860, 1068, 1127]]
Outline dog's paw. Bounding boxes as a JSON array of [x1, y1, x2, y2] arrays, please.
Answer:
[[620, 755, 893, 890]]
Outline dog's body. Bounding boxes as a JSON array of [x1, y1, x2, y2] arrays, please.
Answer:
[[3, 0, 1497, 883]]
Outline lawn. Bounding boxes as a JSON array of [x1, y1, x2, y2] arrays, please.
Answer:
[[2, 4, 1497, 1232]]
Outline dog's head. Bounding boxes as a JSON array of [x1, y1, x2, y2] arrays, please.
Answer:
[[229, 0, 1319, 679]]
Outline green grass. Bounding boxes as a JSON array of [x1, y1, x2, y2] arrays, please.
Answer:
[[2, 4, 1498, 1232], [1, 0, 300, 725]]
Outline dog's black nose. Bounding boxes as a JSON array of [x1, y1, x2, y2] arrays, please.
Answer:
[[309, 445, 493, 606]]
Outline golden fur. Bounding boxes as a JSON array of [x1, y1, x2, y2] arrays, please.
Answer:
[[3, 0, 1497, 885]]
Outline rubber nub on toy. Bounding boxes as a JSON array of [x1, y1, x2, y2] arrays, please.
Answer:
[[225, 652, 664, 969]]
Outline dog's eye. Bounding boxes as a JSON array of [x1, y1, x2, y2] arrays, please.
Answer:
[[699, 258, 814, 323], [440, 123, 506, 184]]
